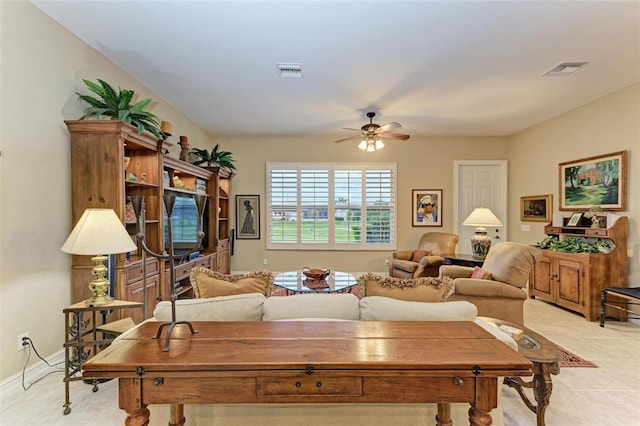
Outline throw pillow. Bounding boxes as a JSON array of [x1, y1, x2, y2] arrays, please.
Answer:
[[189, 267, 274, 298], [411, 249, 431, 262], [357, 273, 455, 302], [470, 266, 492, 280]]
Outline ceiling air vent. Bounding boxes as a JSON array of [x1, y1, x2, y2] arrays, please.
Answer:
[[543, 62, 589, 77], [276, 63, 303, 79]]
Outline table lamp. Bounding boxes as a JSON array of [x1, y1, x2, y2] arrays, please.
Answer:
[[462, 207, 503, 259], [61, 208, 137, 306]]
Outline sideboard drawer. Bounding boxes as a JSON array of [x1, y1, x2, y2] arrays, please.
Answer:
[[125, 259, 159, 284], [257, 376, 362, 396]]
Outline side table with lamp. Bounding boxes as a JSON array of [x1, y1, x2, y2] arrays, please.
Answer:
[[60, 208, 142, 415]]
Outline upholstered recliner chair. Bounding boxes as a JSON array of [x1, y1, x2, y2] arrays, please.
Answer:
[[440, 241, 542, 326], [389, 232, 459, 278]]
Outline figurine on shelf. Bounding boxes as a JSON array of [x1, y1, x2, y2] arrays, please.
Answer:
[[172, 175, 185, 189]]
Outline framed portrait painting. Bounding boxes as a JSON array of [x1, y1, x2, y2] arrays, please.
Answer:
[[520, 194, 552, 222], [559, 151, 627, 211], [236, 195, 260, 239], [412, 189, 442, 227]]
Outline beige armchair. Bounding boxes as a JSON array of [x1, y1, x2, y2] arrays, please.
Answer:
[[389, 232, 459, 278], [440, 241, 542, 326]]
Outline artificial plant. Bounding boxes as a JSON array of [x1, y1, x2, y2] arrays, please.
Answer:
[[190, 144, 237, 171], [76, 78, 162, 139]]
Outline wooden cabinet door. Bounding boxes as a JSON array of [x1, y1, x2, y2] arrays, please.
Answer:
[[125, 273, 161, 323], [555, 259, 583, 312], [531, 255, 553, 298]]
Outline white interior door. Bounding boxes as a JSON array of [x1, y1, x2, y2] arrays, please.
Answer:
[[454, 161, 508, 255]]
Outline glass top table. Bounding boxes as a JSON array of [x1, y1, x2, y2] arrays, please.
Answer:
[[273, 270, 358, 295]]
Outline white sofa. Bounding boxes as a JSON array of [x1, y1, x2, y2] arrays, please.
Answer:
[[138, 293, 519, 426]]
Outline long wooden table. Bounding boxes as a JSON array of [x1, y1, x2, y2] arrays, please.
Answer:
[[82, 321, 532, 426]]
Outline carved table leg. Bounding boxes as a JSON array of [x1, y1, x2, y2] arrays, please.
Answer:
[[169, 404, 186, 426], [533, 362, 560, 426], [469, 405, 493, 426], [436, 402, 452, 426], [119, 379, 150, 426]]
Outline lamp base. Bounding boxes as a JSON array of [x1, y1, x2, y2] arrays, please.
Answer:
[[470, 228, 492, 259], [85, 255, 114, 307]]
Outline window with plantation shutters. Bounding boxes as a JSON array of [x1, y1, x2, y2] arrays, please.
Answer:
[[267, 163, 396, 250]]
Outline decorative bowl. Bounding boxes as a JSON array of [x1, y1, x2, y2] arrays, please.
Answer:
[[302, 267, 330, 281]]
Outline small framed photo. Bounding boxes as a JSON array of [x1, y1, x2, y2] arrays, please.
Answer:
[[567, 212, 584, 227], [236, 195, 260, 239], [412, 189, 442, 227], [520, 194, 552, 222]]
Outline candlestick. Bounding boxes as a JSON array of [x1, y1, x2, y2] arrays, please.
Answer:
[[160, 120, 172, 134]]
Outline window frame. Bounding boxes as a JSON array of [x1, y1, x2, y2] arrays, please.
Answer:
[[266, 162, 397, 251]]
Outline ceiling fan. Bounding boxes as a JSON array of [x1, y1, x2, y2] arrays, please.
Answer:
[[335, 112, 410, 151]]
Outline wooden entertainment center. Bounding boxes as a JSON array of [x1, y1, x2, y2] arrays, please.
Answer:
[[529, 215, 628, 321], [66, 120, 233, 322]]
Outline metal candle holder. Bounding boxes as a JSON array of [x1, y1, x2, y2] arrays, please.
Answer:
[[130, 193, 207, 351]]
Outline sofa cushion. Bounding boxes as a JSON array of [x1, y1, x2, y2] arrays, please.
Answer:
[[358, 273, 454, 302], [153, 293, 266, 321], [359, 296, 477, 321], [262, 293, 360, 320], [190, 268, 274, 298]]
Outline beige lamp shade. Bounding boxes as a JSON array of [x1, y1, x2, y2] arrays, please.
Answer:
[[462, 207, 503, 227], [61, 208, 136, 255]]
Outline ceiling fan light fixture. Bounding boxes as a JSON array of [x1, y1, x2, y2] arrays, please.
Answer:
[[358, 140, 367, 150], [366, 143, 376, 152], [375, 139, 385, 150]]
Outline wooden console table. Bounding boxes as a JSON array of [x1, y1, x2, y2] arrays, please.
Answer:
[[83, 321, 531, 426]]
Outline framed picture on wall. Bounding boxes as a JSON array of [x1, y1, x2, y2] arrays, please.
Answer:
[[236, 195, 260, 239], [559, 151, 627, 211], [520, 194, 552, 222], [411, 189, 442, 227]]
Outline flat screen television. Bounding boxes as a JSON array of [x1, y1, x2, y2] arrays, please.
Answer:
[[164, 194, 208, 256]]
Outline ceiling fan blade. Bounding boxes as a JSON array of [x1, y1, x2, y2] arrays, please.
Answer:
[[341, 127, 362, 132], [334, 135, 364, 143], [378, 132, 410, 140], [375, 122, 401, 133]]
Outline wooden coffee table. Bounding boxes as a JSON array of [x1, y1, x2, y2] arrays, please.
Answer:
[[83, 321, 531, 426], [479, 317, 560, 426]]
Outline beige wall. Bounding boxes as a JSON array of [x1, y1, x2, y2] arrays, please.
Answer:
[[0, 2, 637, 383], [507, 83, 639, 283], [225, 135, 507, 272], [0, 2, 214, 381]]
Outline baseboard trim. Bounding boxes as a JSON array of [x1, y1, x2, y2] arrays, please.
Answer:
[[0, 349, 65, 402]]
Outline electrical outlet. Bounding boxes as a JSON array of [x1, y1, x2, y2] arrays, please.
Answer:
[[18, 332, 29, 351], [384, 259, 390, 266], [263, 258, 268, 265]]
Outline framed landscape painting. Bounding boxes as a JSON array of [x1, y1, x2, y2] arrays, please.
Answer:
[[520, 194, 552, 222], [412, 189, 442, 227], [559, 151, 627, 211]]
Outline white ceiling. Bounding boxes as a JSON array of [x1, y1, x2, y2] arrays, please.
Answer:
[[33, 1, 640, 137]]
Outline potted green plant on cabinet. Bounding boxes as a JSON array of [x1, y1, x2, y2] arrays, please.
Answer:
[[76, 78, 162, 139], [190, 144, 237, 171]]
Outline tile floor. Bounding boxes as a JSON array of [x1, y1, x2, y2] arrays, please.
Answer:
[[1, 298, 639, 425]]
